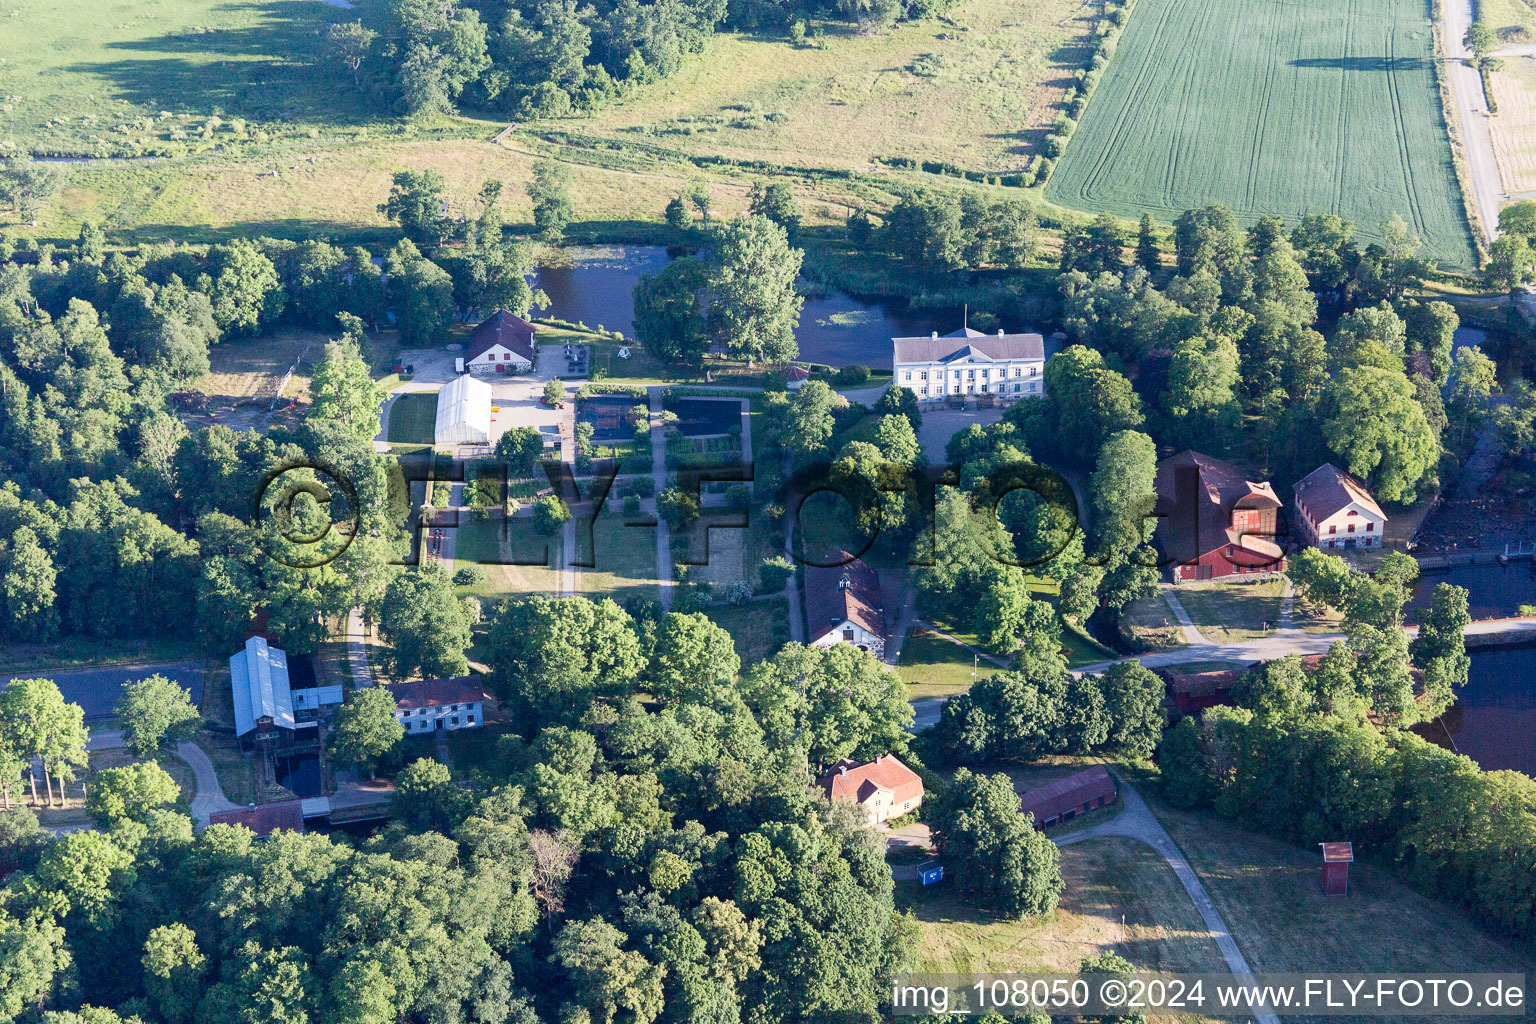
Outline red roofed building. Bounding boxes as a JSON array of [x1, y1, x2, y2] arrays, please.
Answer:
[[466, 310, 537, 374], [209, 800, 306, 837], [1154, 451, 1287, 582], [1018, 766, 1117, 829], [805, 556, 886, 658], [815, 754, 924, 825], [1319, 841, 1354, 895], [784, 365, 811, 390], [387, 676, 486, 734]]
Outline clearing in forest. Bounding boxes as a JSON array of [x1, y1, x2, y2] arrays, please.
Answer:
[[1045, 0, 1475, 265]]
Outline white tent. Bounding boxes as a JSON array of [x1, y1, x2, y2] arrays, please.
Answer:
[[434, 375, 492, 446]]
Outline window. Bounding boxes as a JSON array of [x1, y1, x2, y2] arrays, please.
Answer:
[[1348, 524, 1355, 533], [1329, 524, 1337, 534], [466, 714, 476, 725], [843, 628, 854, 641], [920, 371, 927, 380], [449, 716, 459, 726], [1366, 522, 1374, 532], [1328, 540, 1336, 549], [967, 369, 975, 379], [1029, 382, 1038, 392], [903, 371, 911, 381], [1013, 383, 1021, 393]]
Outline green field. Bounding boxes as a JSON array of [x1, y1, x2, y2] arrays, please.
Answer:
[[0, 0, 399, 158], [387, 393, 438, 446], [1045, 0, 1475, 266]]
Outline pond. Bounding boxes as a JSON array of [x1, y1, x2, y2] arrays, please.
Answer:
[[1407, 562, 1536, 621], [1423, 645, 1536, 777], [666, 396, 742, 436], [276, 753, 324, 799], [578, 395, 643, 442], [531, 245, 961, 369]]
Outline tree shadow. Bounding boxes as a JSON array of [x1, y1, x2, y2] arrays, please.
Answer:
[[65, 0, 366, 126], [1289, 56, 1431, 72]]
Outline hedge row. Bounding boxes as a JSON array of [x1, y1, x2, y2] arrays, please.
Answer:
[[1036, 0, 1140, 185]]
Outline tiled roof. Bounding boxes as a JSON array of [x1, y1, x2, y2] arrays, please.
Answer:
[[892, 329, 1045, 365], [209, 800, 306, 837], [387, 675, 486, 710], [1155, 451, 1283, 564], [804, 556, 884, 644], [467, 310, 537, 362], [1294, 463, 1386, 522], [784, 365, 811, 381], [816, 755, 923, 805], [1018, 765, 1116, 823]]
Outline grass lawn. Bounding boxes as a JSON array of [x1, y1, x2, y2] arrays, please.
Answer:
[[572, 0, 1097, 175], [1173, 579, 1286, 644], [900, 835, 1229, 983], [89, 746, 199, 808], [1045, 0, 1475, 266], [1118, 591, 1184, 650], [454, 517, 565, 599], [705, 597, 792, 666], [387, 393, 439, 446], [1140, 789, 1536, 990], [897, 630, 986, 699], [195, 329, 321, 405], [579, 504, 661, 604]]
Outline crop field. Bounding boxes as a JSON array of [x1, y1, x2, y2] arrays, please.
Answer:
[[572, 0, 1096, 175], [1489, 55, 1536, 194], [1045, 0, 1476, 266]]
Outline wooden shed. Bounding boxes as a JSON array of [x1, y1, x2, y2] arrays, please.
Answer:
[[1319, 841, 1353, 895]]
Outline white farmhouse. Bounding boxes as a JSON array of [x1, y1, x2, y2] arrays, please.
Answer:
[[466, 310, 537, 374], [386, 676, 486, 734], [892, 327, 1045, 403], [1292, 464, 1388, 551], [805, 556, 886, 659]]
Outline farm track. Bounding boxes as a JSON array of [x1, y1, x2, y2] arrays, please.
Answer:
[[1045, 0, 1476, 265]]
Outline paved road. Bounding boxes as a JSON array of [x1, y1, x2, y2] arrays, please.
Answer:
[[650, 388, 675, 611], [177, 741, 241, 825], [344, 606, 374, 689], [1058, 774, 1280, 1024], [1444, 0, 1507, 240], [3, 662, 204, 721]]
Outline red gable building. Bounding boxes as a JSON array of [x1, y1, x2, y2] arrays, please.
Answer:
[[1154, 451, 1287, 581], [1017, 766, 1117, 829]]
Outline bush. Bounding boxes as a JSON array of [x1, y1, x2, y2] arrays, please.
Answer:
[[623, 493, 642, 517], [726, 580, 753, 605], [628, 475, 656, 498], [832, 364, 871, 387], [533, 495, 572, 535], [759, 555, 796, 592], [453, 566, 486, 587], [726, 483, 751, 509]]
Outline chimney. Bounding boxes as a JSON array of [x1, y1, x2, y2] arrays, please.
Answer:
[[997, 328, 1005, 336], [838, 765, 848, 776], [930, 331, 938, 339]]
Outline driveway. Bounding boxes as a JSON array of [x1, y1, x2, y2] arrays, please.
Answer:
[[3, 662, 204, 722], [915, 405, 1005, 462]]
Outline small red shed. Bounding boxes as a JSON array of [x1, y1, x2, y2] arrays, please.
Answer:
[[1319, 842, 1353, 895]]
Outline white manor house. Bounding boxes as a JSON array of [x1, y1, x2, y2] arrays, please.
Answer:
[[892, 327, 1045, 402]]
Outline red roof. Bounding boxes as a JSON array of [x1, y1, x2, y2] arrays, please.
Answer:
[[209, 800, 305, 837], [784, 365, 811, 381], [1155, 450, 1285, 566], [816, 755, 923, 806], [1018, 766, 1116, 823], [1320, 842, 1354, 863], [468, 310, 537, 363], [387, 675, 485, 710], [804, 556, 884, 644]]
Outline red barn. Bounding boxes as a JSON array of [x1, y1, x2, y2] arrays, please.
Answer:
[[1154, 451, 1288, 581], [1018, 766, 1117, 829], [1163, 664, 1250, 714], [1320, 841, 1353, 895]]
